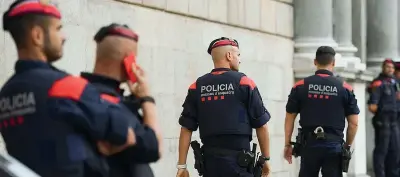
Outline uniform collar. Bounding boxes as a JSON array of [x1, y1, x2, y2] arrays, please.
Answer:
[[15, 60, 54, 73], [211, 68, 231, 72], [378, 73, 393, 79], [80, 72, 121, 92], [315, 69, 333, 76], [377, 73, 396, 82]]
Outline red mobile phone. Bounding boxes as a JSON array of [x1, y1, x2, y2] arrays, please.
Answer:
[[123, 53, 137, 83]]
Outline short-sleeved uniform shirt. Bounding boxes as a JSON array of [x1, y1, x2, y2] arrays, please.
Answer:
[[179, 68, 271, 150], [286, 69, 359, 147], [368, 73, 398, 113]]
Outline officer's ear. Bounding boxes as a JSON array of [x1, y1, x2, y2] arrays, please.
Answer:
[[313, 59, 317, 66], [226, 51, 233, 61], [331, 59, 336, 67], [31, 25, 44, 47]]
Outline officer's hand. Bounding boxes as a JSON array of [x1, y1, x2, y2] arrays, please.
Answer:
[[397, 92, 400, 100], [284, 145, 293, 164], [128, 64, 150, 98], [97, 128, 136, 156], [262, 161, 271, 177], [176, 169, 189, 177], [97, 141, 127, 156]]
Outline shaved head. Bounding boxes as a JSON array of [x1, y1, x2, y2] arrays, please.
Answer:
[[210, 45, 241, 71], [211, 46, 229, 61], [211, 46, 238, 61], [96, 36, 137, 61], [93, 35, 138, 82]]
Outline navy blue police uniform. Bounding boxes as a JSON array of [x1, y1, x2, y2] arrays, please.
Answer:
[[78, 24, 158, 177], [286, 56, 360, 176], [0, 1, 132, 177], [179, 37, 270, 177], [367, 60, 400, 177], [80, 73, 158, 177]]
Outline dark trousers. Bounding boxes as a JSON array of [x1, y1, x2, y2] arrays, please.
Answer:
[[108, 157, 154, 177], [299, 145, 342, 177], [373, 112, 400, 177], [203, 152, 252, 177]]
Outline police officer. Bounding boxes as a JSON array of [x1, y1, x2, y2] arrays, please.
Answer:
[[368, 59, 400, 177], [176, 37, 271, 177], [80, 23, 162, 177], [284, 46, 359, 177], [0, 1, 137, 176]]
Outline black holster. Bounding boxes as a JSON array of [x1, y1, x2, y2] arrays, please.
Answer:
[[202, 144, 259, 176], [253, 155, 266, 177], [342, 145, 352, 173], [291, 128, 304, 157], [237, 150, 255, 171], [190, 141, 205, 176]]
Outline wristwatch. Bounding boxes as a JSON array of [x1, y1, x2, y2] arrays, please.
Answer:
[[261, 156, 270, 161], [176, 164, 187, 169], [139, 96, 155, 104]]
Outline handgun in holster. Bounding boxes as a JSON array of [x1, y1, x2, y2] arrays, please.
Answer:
[[236, 143, 257, 174], [190, 141, 205, 176], [291, 128, 304, 157], [342, 145, 352, 173], [253, 150, 266, 177]]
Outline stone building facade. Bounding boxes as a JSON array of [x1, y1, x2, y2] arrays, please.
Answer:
[[0, 0, 392, 176]]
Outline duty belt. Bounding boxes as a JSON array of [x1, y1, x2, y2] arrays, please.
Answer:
[[203, 147, 242, 156], [305, 126, 343, 142]]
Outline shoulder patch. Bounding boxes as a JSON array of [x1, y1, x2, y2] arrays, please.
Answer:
[[100, 94, 120, 104], [189, 82, 196, 90], [293, 79, 304, 88], [343, 82, 353, 91], [239, 76, 256, 90], [370, 80, 382, 88], [48, 76, 88, 101]]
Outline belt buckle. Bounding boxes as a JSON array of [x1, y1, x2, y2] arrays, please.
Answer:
[[313, 126, 325, 140]]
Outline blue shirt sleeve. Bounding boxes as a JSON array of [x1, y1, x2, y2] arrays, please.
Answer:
[[239, 76, 270, 128], [48, 76, 130, 146], [116, 125, 159, 163], [367, 80, 382, 105], [343, 82, 360, 116], [116, 99, 160, 163], [178, 82, 199, 131], [127, 108, 159, 163], [286, 80, 303, 114]]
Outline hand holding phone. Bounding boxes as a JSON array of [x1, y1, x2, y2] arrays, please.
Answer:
[[123, 53, 150, 97], [123, 53, 138, 83]]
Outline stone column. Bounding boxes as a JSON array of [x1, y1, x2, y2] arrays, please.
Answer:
[[367, 0, 398, 70], [346, 81, 370, 177], [352, 0, 367, 64], [333, 0, 366, 75], [333, 0, 357, 57], [293, 0, 338, 77]]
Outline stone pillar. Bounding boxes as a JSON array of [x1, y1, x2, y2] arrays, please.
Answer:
[[333, 0, 357, 57], [293, 0, 338, 77], [352, 0, 367, 63], [346, 81, 370, 177], [333, 0, 366, 75], [367, 0, 398, 70]]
